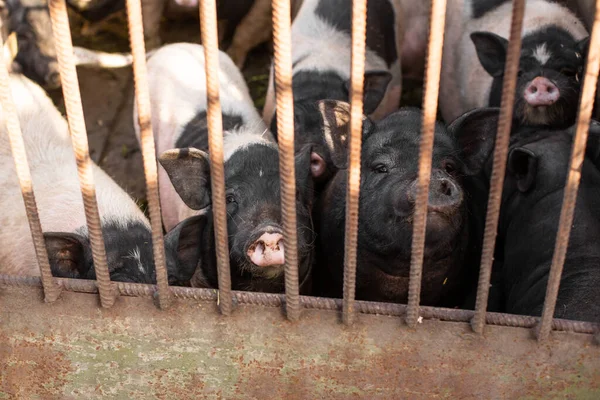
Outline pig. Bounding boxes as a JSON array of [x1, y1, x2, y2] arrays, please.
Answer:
[[468, 114, 600, 322], [0, 0, 150, 89], [312, 102, 497, 305], [440, 0, 590, 129], [262, 0, 404, 188], [135, 43, 315, 293], [0, 73, 165, 283]]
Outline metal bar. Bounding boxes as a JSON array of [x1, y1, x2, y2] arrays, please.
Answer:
[[405, 0, 447, 328], [537, 0, 600, 342], [471, 0, 525, 334], [342, 0, 368, 326], [0, 39, 62, 303], [271, 0, 300, 321], [1, 274, 598, 334], [48, 0, 117, 308], [125, 0, 170, 309], [199, 0, 233, 316]]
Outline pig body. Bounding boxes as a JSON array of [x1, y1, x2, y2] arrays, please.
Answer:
[[313, 103, 496, 305], [0, 74, 158, 283], [440, 0, 589, 128], [263, 0, 403, 186], [137, 43, 314, 292], [475, 124, 600, 322]]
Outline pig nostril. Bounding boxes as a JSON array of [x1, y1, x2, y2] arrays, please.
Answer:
[[530, 86, 538, 94], [547, 85, 554, 93], [440, 181, 452, 196]]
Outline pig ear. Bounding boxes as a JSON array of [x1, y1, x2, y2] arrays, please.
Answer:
[[164, 214, 212, 286], [318, 99, 352, 169], [577, 36, 590, 56], [471, 32, 509, 78], [43, 232, 89, 279], [507, 147, 538, 193], [448, 107, 500, 175], [295, 144, 316, 185], [344, 71, 393, 115], [159, 148, 211, 210]]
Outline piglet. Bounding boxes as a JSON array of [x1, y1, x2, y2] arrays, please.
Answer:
[[440, 0, 589, 129], [136, 43, 315, 293], [0, 73, 166, 283], [312, 102, 496, 305]]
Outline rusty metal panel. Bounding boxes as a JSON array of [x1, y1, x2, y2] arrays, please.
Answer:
[[1, 286, 598, 399]]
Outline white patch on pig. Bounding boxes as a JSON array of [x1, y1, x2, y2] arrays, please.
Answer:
[[223, 127, 277, 162], [128, 247, 145, 274], [532, 43, 551, 65], [259, 169, 263, 177], [0, 74, 150, 276]]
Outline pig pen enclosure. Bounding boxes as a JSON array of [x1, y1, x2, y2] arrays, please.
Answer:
[[1, 0, 600, 398]]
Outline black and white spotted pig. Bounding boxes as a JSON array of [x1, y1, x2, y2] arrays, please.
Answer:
[[136, 43, 315, 293], [262, 0, 403, 187], [0, 73, 167, 283], [440, 0, 590, 129], [312, 102, 496, 305]]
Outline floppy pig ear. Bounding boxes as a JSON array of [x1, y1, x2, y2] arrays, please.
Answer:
[[44, 232, 89, 279], [471, 32, 509, 78], [159, 148, 211, 210], [577, 36, 590, 56], [448, 107, 500, 175], [317, 100, 352, 169], [344, 71, 393, 115], [508, 147, 538, 193]]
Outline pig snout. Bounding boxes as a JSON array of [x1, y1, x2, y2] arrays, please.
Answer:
[[247, 231, 285, 267], [45, 70, 61, 90], [428, 176, 462, 213], [524, 77, 560, 107], [394, 174, 463, 217]]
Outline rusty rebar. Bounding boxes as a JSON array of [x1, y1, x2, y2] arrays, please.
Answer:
[[342, 0, 368, 326], [48, 0, 117, 308], [271, 0, 300, 321], [0, 40, 62, 303], [125, 0, 170, 309], [199, 0, 233, 316], [471, 0, 525, 334], [1, 274, 598, 335], [537, 1, 600, 342], [405, 0, 447, 328]]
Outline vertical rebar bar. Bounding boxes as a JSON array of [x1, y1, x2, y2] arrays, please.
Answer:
[[537, 0, 600, 342], [471, 0, 526, 334], [342, 0, 368, 326], [0, 37, 62, 303], [126, 0, 170, 309], [271, 0, 300, 321], [48, 0, 116, 308], [405, 0, 447, 328], [199, 0, 233, 316]]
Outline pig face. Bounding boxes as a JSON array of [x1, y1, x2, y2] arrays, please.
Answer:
[[159, 142, 315, 292], [3, 0, 61, 89], [270, 71, 392, 187], [317, 102, 498, 303], [44, 221, 157, 283], [471, 28, 589, 129]]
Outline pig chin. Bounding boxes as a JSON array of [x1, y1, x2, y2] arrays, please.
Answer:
[[424, 211, 463, 258]]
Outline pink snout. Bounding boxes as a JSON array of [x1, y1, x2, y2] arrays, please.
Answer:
[[247, 232, 285, 267], [524, 77, 560, 106]]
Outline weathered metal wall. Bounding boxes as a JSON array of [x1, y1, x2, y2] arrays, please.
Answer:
[[1, 286, 598, 399]]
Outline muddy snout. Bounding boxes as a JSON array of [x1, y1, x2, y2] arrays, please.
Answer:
[[246, 230, 285, 267], [394, 171, 463, 218], [524, 76, 559, 107]]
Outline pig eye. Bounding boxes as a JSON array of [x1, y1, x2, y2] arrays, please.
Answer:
[[374, 164, 388, 174], [443, 160, 457, 175], [560, 68, 576, 77], [226, 194, 236, 204]]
